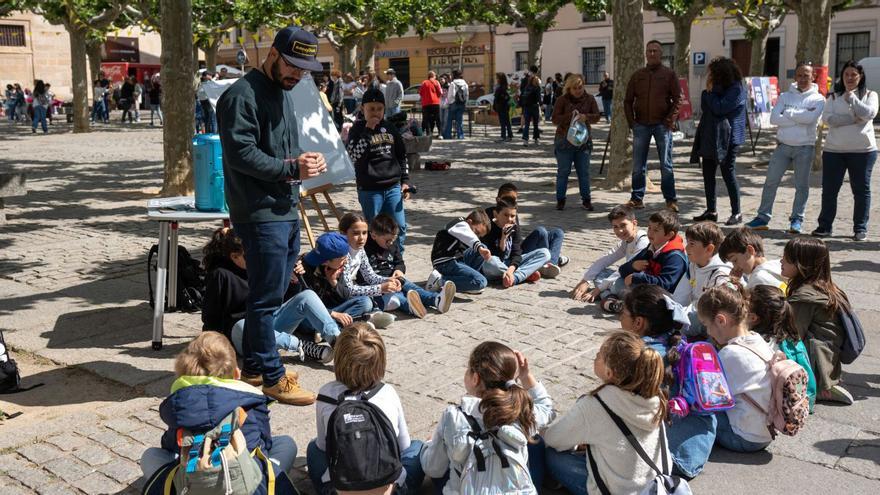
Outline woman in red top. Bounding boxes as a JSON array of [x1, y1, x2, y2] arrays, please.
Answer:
[[419, 71, 442, 137]]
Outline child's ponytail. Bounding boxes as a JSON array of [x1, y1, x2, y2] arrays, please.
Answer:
[[697, 283, 749, 326], [203, 227, 244, 272], [468, 342, 536, 436], [750, 285, 800, 343], [593, 332, 667, 424]]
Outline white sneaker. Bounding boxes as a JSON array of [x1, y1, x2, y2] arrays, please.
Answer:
[[425, 270, 443, 292], [407, 290, 428, 319], [818, 385, 854, 405], [367, 311, 396, 329], [300, 341, 333, 364], [538, 263, 561, 279], [460, 288, 484, 295], [436, 281, 456, 314]]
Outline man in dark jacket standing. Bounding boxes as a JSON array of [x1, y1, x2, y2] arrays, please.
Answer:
[[624, 40, 681, 211], [216, 26, 326, 406]]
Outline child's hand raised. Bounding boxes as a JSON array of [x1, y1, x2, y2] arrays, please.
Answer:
[[513, 350, 537, 389], [632, 260, 649, 272], [478, 246, 492, 261]]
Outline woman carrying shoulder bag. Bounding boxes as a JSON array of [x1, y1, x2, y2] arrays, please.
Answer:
[[812, 60, 879, 241], [551, 74, 600, 212]]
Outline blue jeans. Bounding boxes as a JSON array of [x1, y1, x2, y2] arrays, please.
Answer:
[[32, 106, 47, 132], [307, 440, 425, 495], [443, 102, 465, 139], [498, 106, 513, 139], [91, 99, 106, 123], [522, 105, 540, 141], [435, 248, 488, 293], [482, 248, 551, 285], [667, 413, 717, 479], [631, 123, 677, 202], [757, 144, 815, 223], [358, 186, 406, 254], [200, 100, 216, 133], [380, 278, 439, 314], [329, 296, 374, 319], [150, 103, 163, 125], [817, 151, 877, 234], [715, 412, 770, 453], [522, 226, 564, 266], [230, 289, 341, 353], [602, 97, 612, 122], [233, 220, 300, 386], [102, 96, 110, 121], [555, 138, 591, 202], [545, 447, 588, 495], [701, 146, 741, 215]]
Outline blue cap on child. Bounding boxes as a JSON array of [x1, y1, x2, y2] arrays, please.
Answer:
[[304, 232, 350, 266]]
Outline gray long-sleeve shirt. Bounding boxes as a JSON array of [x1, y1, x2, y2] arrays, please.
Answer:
[[384, 77, 404, 109], [216, 69, 301, 223]]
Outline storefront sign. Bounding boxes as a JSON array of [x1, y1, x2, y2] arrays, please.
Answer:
[[376, 49, 409, 58], [426, 46, 486, 57], [103, 37, 139, 63], [428, 54, 485, 68]]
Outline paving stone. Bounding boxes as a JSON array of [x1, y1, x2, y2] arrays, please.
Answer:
[[88, 429, 130, 449], [837, 430, 880, 481], [17, 443, 65, 464], [126, 426, 162, 446], [103, 418, 143, 435], [43, 456, 94, 483], [114, 441, 149, 463], [96, 458, 141, 485], [6, 465, 54, 490], [45, 433, 92, 452], [71, 445, 114, 467], [70, 472, 124, 494], [35, 482, 82, 495], [0, 454, 25, 473]]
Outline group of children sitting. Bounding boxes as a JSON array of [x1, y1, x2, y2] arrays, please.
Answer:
[[141, 198, 860, 494]]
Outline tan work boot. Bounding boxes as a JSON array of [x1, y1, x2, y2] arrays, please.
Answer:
[[240, 369, 299, 388], [263, 373, 316, 406]]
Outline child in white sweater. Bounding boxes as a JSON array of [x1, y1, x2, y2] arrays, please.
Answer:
[[543, 332, 670, 495]]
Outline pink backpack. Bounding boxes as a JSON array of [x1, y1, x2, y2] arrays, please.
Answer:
[[732, 342, 809, 438], [669, 341, 736, 417]]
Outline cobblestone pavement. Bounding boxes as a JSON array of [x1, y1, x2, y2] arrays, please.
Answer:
[[1, 117, 879, 494]]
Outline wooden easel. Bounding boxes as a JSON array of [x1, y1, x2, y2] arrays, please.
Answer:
[[298, 184, 342, 248]]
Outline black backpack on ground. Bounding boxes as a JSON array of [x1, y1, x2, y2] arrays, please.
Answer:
[[0, 330, 44, 397], [147, 244, 206, 313], [317, 383, 402, 491]]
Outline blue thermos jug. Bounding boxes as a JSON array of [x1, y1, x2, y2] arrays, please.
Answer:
[[193, 134, 226, 212]]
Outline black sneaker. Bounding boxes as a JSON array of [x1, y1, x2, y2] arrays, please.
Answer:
[[693, 211, 718, 222], [811, 228, 831, 238], [601, 297, 624, 314], [300, 341, 333, 364], [556, 199, 566, 211], [582, 200, 594, 211]]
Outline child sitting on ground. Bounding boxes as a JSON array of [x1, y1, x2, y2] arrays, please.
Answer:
[[140, 332, 297, 488], [201, 227, 334, 365], [488, 182, 569, 277], [307, 323, 424, 495], [781, 237, 853, 405], [480, 197, 551, 288], [672, 221, 732, 335], [346, 87, 413, 254], [543, 331, 670, 495], [339, 212, 455, 319], [749, 285, 817, 411], [718, 227, 786, 291], [611, 210, 688, 313], [572, 205, 649, 303], [619, 284, 717, 479], [421, 341, 554, 493], [426, 209, 493, 295], [698, 286, 775, 452]]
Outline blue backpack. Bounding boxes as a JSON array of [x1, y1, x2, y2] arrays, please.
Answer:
[[669, 340, 735, 417]]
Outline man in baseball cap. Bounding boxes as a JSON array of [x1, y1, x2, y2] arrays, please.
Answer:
[[215, 25, 329, 406]]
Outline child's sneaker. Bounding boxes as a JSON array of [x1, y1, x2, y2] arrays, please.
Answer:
[[367, 311, 396, 329], [745, 217, 769, 230], [538, 263, 561, 279], [460, 288, 484, 295], [525, 271, 541, 283], [818, 385, 854, 405], [436, 281, 456, 313], [262, 373, 315, 406], [601, 297, 624, 314], [300, 341, 333, 364], [789, 219, 803, 234], [425, 270, 443, 292], [558, 255, 570, 267], [407, 290, 428, 319]]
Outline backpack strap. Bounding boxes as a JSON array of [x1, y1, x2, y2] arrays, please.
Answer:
[[595, 395, 666, 477], [185, 433, 206, 473], [457, 407, 511, 471], [586, 445, 611, 495], [328, 382, 386, 404]]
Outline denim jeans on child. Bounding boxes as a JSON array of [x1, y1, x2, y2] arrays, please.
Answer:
[[545, 447, 588, 495], [32, 106, 48, 133], [554, 138, 591, 202], [358, 186, 407, 254], [328, 296, 374, 320], [498, 106, 513, 140], [756, 144, 815, 223], [443, 102, 466, 139], [91, 99, 106, 123], [715, 411, 770, 453], [140, 435, 297, 483], [631, 123, 677, 202], [230, 289, 341, 354], [666, 413, 717, 478], [482, 248, 551, 285], [380, 278, 440, 314], [307, 439, 425, 495], [521, 226, 564, 266], [817, 150, 877, 234], [234, 220, 301, 386], [435, 248, 488, 293]]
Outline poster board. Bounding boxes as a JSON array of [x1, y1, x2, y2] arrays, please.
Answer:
[[677, 78, 693, 121], [201, 75, 355, 190], [746, 76, 778, 129]]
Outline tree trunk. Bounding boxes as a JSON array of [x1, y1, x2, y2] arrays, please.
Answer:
[[607, 0, 645, 187], [160, 0, 195, 196], [339, 40, 357, 74], [748, 28, 770, 77], [526, 24, 544, 74], [67, 25, 90, 133], [86, 39, 102, 84], [357, 35, 376, 72], [671, 16, 694, 79], [205, 38, 221, 73]]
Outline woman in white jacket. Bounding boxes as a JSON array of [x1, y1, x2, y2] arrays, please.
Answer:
[[813, 60, 879, 241], [420, 342, 554, 495]]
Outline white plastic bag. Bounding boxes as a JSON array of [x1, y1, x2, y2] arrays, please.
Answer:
[[567, 110, 589, 146]]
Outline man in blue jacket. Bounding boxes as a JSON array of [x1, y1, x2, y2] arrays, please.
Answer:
[[216, 26, 326, 405]]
